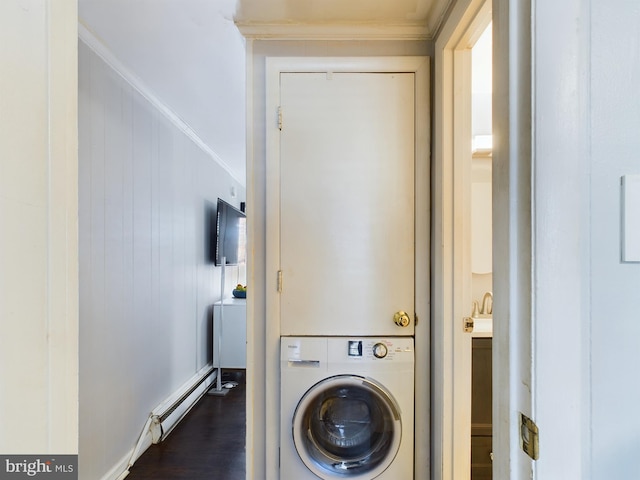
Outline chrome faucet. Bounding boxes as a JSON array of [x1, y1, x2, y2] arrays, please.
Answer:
[[480, 291, 493, 315]]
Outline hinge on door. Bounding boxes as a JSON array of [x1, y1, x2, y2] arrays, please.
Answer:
[[277, 270, 283, 292], [278, 106, 283, 131], [520, 413, 540, 460], [463, 317, 474, 333]]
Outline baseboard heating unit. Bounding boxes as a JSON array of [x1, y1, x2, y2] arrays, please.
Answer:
[[117, 365, 216, 479]]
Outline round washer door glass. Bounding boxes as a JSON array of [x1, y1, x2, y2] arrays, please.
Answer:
[[292, 375, 402, 479]]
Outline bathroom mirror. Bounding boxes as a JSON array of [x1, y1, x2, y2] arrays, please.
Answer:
[[471, 154, 492, 274]]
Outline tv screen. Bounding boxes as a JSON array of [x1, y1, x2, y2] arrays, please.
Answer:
[[214, 198, 246, 266]]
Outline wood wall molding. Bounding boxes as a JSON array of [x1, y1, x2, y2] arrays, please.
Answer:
[[236, 22, 431, 40]]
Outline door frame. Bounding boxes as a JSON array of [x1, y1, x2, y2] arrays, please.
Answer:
[[264, 56, 430, 479], [433, 0, 534, 478], [432, 1, 491, 477]]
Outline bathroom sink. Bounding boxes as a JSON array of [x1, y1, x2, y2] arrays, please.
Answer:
[[472, 316, 492, 337]]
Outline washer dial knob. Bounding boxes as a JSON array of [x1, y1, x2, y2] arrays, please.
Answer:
[[373, 343, 388, 359]]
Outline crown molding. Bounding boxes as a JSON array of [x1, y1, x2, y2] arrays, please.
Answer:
[[235, 22, 432, 41], [77, 20, 244, 186]]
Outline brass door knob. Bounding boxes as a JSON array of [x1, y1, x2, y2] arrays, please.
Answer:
[[393, 311, 411, 327]]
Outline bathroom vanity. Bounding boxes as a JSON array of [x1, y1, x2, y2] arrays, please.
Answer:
[[471, 337, 492, 479]]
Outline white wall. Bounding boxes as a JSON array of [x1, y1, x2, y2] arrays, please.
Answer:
[[78, 0, 247, 181], [0, 0, 78, 454], [589, 3, 640, 476], [245, 39, 431, 480], [533, 0, 640, 478], [78, 40, 245, 479]]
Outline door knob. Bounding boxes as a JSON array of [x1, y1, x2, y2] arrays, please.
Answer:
[[393, 311, 411, 327]]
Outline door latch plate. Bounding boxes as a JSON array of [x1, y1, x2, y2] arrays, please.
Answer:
[[463, 317, 474, 333]]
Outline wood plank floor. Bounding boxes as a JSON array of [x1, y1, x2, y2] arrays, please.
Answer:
[[126, 370, 246, 480]]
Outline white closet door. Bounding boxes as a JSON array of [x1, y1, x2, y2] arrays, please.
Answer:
[[279, 72, 415, 336]]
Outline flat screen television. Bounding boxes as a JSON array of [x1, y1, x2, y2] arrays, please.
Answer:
[[214, 198, 246, 266]]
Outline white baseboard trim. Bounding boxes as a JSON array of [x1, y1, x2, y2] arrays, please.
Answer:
[[99, 450, 133, 480]]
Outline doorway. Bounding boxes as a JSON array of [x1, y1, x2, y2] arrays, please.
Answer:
[[433, 0, 536, 478], [431, 0, 492, 478], [470, 23, 493, 480]]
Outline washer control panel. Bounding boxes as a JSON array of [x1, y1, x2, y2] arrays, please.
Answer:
[[346, 339, 413, 361]]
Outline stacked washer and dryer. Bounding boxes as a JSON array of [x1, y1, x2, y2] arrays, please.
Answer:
[[276, 69, 417, 479]]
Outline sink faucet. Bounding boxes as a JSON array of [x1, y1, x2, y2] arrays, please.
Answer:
[[472, 300, 480, 318], [481, 292, 493, 315]]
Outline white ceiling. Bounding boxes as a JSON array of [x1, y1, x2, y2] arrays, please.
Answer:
[[79, 0, 455, 185]]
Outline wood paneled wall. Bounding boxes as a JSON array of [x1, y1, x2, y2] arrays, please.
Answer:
[[78, 40, 245, 480]]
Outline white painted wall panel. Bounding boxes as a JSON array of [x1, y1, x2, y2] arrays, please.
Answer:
[[533, 1, 640, 478], [590, 2, 640, 477], [532, 0, 589, 477], [0, 0, 78, 454], [78, 40, 245, 479]]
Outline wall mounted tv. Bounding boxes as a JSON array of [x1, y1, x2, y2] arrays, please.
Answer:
[[214, 198, 246, 266]]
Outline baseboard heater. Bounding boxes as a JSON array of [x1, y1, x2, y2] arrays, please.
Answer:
[[120, 365, 216, 478]]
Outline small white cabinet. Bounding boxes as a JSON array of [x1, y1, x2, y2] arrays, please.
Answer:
[[213, 297, 246, 369]]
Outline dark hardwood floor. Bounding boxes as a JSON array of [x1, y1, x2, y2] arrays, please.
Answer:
[[126, 370, 246, 480]]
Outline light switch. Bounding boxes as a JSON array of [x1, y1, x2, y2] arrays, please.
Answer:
[[622, 175, 640, 262]]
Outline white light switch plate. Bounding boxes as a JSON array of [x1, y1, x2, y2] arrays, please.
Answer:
[[622, 175, 640, 262]]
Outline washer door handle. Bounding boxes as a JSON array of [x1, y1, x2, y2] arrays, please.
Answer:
[[288, 359, 320, 367]]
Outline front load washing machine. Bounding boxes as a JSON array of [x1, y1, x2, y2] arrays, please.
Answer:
[[280, 337, 414, 479]]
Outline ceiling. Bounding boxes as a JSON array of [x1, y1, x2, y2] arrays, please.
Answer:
[[78, 0, 455, 185]]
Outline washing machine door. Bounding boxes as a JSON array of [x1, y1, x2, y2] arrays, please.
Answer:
[[292, 375, 402, 479]]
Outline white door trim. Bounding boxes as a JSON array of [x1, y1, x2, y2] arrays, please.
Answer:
[[432, 0, 495, 478], [492, 0, 534, 477], [264, 56, 430, 479], [434, 0, 536, 478]]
